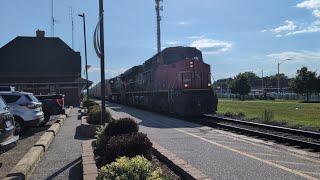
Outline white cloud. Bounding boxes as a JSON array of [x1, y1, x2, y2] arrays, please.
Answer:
[[190, 38, 232, 54], [187, 35, 206, 39], [165, 41, 179, 46], [88, 67, 128, 78], [297, 0, 320, 19], [262, 20, 320, 37], [297, 0, 320, 10], [267, 50, 320, 62], [177, 21, 190, 25], [271, 20, 297, 33], [262, 20, 297, 35]]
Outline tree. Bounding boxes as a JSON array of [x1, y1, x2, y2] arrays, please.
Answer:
[[291, 67, 318, 102], [230, 73, 251, 100]]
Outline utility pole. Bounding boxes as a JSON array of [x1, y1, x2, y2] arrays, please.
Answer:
[[79, 13, 89, 99], [261, 69, 264, 91], [51, 0, 55, 37], [155, 0, 163, 54], [99, 0, 106, 124], [70, 7, 74, 49]]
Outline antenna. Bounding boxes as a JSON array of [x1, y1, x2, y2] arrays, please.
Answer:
[[155, 0, 163, 54], [69, 7, 74, 49], [51, 0, 55, 36]]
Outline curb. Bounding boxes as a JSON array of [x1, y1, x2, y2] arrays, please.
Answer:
[[152, 141, 211, 180], [82, 140, 98, 180], [4, 109, 69, 180]]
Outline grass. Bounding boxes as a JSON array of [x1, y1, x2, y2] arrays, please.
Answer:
[[217, 99, 320, 132]]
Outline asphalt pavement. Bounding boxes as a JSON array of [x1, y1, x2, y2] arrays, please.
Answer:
[[106, 102, 320, 180], [30, 108, 84, 180]]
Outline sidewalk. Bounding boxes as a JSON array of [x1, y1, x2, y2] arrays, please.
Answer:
[[30, 108, 86, 180]]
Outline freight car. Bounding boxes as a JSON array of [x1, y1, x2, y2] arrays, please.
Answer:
[[92, 46, 218, 116]]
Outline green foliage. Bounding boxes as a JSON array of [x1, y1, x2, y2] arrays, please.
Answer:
[[104, 132, 152, 164], [88, 104, 100, 113], [83, 99, 99, 108], [260, 109, 274, 123], [95, 118, 139, 156], [291, 67, 318, 101], [105, 118, 139, 138], [230, 73, 251, 98], [95, 125, 107, 154], [98, 156, 166, 180], [88, 109, 112, 125]]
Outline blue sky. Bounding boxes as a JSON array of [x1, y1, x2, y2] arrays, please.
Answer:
[[0, 0, 319, 83]]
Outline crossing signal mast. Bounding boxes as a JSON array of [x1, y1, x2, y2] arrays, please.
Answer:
[[155, 0, 163, 54]]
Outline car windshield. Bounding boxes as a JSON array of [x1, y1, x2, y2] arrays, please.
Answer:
[[26, 94, 39, 103]]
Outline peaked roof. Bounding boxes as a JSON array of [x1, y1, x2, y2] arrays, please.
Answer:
[[0, 36, 81, 74]]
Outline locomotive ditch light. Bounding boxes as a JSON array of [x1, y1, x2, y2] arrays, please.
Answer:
[[190, 65, 193, 68], [208, 83, 211, 87], [184, 84, 188, 88]]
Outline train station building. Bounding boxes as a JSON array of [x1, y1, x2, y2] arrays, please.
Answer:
[[0, 30, 89, 106]]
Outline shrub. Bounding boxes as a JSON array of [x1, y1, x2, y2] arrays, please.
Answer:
[[88, 104, 100, 113], [105, 118, 139, 138], [260, 109, 274, 123], [83, 99, 99, 108], [104, 132, 152, 164], [98, 156, 165, 180], [224, 111, 233, 117], [95, 125, 107, 153], [88, 109, 112, 125], [237, 112, 245, 118], [95, 118, 139, 156]]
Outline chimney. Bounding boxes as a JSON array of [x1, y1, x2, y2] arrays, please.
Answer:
[[36, 30, 45, 38]]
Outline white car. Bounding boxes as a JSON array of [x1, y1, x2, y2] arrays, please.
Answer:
[[0, 91, 44, 135]]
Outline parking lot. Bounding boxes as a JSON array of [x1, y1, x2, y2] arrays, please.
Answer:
[[0, 117, 57, 179]]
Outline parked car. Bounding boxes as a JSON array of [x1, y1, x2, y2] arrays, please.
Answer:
[[0, 91, 44, 135], [0, 96, 19, 147], [35, 94, 65, 123]]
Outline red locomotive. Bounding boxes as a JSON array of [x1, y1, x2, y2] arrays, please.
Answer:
[[92, 46, 218, 116]]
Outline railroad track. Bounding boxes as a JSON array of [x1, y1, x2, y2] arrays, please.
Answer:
[[202, 114, 320, 151]]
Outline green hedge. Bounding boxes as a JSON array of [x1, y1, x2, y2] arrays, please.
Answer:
[[98, 156, 165, 180], [103, 132, 152, 164], [88, 108, 112, 125]]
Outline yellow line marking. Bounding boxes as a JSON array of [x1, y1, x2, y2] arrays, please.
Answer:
[[300, 171, 320, 176], [271, 160, 320, 167], [250, 152, 280, 157], [174, 128, 319, 180]]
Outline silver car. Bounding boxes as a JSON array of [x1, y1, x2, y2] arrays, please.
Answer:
[[0, 91, 44, 135]]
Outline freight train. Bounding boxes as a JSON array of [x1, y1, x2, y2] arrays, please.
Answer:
[[90, 46, 218, 116]]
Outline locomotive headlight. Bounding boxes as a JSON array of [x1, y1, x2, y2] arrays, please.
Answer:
[[184, 84, 188, 88], [208, 83, 211, 87]]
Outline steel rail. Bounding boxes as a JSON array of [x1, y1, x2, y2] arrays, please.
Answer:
[[204, 114, 320, 139], [202, 115, 320, 151]]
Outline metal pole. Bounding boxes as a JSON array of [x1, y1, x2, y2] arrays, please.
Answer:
[[261, 69, 264, 91], [79, 13, 89, 99], [277, 63, 280, 94], [99, 0, 106, 124], [155, 0, 161, 54]]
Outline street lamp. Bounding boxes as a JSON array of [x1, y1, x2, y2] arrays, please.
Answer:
[[78, 13, 89, 99], [277, 58, 292, 94]]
